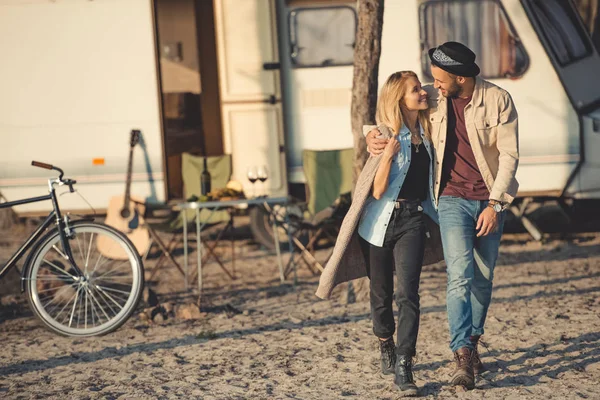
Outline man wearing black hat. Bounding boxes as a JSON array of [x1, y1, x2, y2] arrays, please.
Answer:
[[365, 41, 519, 390]]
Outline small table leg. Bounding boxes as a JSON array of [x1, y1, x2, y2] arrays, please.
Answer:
[[284, 208, 296, 288], [272, 209, 284, 283], [196, 208, 202, 307], [183, 211, 188, 291], [230, 211, 236, 279]]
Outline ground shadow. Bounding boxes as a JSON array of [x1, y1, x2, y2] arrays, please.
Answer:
[[415, 331, 600, 395], [0, 310, 371, 377]]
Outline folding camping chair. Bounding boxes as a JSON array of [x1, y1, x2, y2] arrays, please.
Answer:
[[145, 153, 235, 285], [283, 148, 353, 277]]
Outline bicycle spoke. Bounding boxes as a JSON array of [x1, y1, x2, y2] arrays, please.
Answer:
[[68, 285, 83, 327], [94, 262, 130, 279], [25, 276, 71, 282], [86, 286, 111, 323], [76, 287, 84, 328], [84, 287, 89, 329], [84, 287, 97, 326], [95, 275, 133, 285], [51, 245, 68, 260], [95, 285, 132, 297], [92, 286, 120, 316], [44, 296, 62, 315], [90, 250, 104, 276], [75, 235, 86, 271], [41, 283, 76, 309], [97, 276, 130, 287], [37, 285, 67, 295], [94, 286, 129, 305], [53, 287, 81, 323], [93, 255, 123, 276], [91, 236, 123, 274], [85, 232, 95, 274], [42, 259, 76, 279]]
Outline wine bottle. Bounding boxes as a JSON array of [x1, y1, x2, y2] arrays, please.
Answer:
[[201, 157, 211, 196]]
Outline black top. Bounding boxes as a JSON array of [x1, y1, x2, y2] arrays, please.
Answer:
[[398, 142, 430, 202]]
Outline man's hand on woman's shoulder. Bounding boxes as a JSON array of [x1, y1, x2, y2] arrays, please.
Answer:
[[365, 129, 388, 156]]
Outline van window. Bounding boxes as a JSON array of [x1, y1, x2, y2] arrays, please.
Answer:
[[529, 0, 592, 65], [289, 6, 356, 68], [420, 0, 529, 79]]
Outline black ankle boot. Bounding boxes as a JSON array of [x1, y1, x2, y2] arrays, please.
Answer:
[[394, 355, 418, 397], [379, 338, 396, 375]]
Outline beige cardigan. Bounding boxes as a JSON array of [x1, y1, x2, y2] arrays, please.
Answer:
[[316, 126, 443, 299]]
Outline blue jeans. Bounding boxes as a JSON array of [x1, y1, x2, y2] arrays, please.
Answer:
[[438, 196, 505, 352]]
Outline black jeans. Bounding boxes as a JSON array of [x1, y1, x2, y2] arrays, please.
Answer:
[[360, 200, 426, 357]]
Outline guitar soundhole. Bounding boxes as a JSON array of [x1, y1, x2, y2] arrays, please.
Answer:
[[120, 208, 131, 219]]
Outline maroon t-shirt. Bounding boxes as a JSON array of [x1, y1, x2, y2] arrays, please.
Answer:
[[440, 96, 490, 200]]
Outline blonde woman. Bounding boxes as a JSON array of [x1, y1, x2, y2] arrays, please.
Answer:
[[317, 71, 438, 397]]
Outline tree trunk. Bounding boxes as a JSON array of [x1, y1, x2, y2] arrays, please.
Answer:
[[351, 0, 384, 186], [592, 0, 600, 50], [574, 0, 599, 36], [343, 0, 384, 304], [0, 193, 18, 231]]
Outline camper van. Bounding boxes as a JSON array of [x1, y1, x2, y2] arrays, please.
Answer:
[[1, 0, 599, 243]]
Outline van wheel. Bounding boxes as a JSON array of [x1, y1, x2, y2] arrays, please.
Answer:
[[249, 204, 303, 251]]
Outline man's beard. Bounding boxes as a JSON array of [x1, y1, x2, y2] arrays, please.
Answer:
[[445, 81, 463, 98]]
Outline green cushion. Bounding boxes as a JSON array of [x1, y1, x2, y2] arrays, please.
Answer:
[[177, 153, 232, 226], [302, 148, 354, 215]]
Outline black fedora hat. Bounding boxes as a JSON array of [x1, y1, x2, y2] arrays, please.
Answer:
[[428, 42, 480, 77]]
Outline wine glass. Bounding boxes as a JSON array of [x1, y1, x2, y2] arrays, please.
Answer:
[[257, 165, 269, 197], [246, 166, 258, 198]]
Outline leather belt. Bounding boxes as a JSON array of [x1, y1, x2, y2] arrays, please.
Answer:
[[393, 199, 423, 211]]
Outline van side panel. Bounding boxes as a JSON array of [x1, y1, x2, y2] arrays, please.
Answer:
[[0, 0, 164, 213], [500, 0, 580, 195]]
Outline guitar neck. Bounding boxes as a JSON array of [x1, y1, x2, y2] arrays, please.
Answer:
[[123, 146, 135, 208]]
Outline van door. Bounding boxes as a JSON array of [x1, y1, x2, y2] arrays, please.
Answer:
[[275, 1, 357, 183], [213, 0, 287, 196]]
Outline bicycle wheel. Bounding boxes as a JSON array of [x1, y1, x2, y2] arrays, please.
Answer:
[[25, 221, 144, 336]]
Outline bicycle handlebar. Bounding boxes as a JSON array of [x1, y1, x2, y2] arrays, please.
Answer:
[[31, 161, 53, 170], [31, 160, 65, 180]]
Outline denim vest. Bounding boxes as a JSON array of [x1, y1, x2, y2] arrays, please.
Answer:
[[358, 124, 437, 247]]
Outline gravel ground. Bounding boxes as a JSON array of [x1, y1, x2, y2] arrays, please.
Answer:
[[1, 221, 599, 399]]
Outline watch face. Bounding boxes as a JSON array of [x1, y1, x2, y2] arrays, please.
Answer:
[[493, 203, 502, 212]]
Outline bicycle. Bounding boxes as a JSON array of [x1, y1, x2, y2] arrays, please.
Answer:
[[0, 161, 144, 336]]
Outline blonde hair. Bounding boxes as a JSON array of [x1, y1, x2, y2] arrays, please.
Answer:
[[376, 71, 431, 141]]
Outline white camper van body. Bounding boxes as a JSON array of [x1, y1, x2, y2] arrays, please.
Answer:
[[0, 0, 165, 214], [1, 0, 599, 216]]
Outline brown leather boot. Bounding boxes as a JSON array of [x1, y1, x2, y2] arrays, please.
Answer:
[[450, 347, 475, 389], [470, 335, 484, 375]]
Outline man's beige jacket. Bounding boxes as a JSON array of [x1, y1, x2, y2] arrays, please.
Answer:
[[365, 77, 519, 205]]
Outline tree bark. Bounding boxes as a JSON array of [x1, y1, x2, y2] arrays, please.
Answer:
[[574, 0, 599, 36], [351, 0, 384, 186], [0, 193, 18, 231], [343, 0, 384, 304], [592, 0, 600, 50]]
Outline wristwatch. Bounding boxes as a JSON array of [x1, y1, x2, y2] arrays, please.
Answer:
[[488, 200, 502, 213]]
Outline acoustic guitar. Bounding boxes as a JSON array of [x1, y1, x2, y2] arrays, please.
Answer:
[[98, 129, 150, 260]]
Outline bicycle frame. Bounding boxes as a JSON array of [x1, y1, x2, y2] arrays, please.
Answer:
[[0, 180, 84, 282]]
